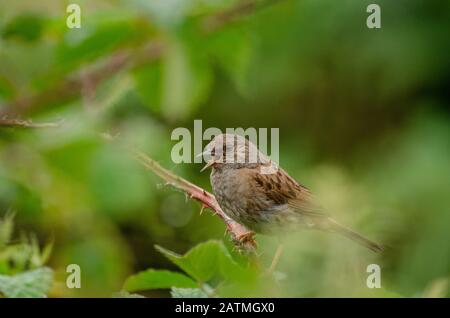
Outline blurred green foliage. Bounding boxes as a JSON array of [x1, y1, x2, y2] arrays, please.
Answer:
[[0, 0, 449, 297], [0, 214, 53, 297]]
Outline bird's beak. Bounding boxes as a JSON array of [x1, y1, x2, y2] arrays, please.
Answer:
[[200, 160, 215, 172], [196, 152, 204, 158]]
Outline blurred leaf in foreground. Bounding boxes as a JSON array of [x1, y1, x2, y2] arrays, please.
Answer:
[[155, 240, 253, 283], [123, 269, 197, 292], [171, 287, 208, 298], [112, 290, 145, 298], [0, 267, 53, 298], [2, 14, 45, 42]]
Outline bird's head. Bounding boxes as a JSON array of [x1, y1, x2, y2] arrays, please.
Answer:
[[198, 133, 269, 172]]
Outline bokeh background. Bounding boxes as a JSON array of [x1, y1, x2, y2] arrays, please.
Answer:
[[0, 0, 449, 297]]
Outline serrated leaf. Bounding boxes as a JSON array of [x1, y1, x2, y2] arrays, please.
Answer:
[[123, 269, 198, 292], [171, 287, 208, 298], [155, 240, 252, 283], [0, 267, 53, 298]]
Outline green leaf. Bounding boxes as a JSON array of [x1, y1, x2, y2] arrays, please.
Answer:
[[133, 38, 212, 121], [171, 287, 208, 298], [88, 145, 151, 218], [0, 75, 15, 99], [0, 212, 14, 248], [155, 240, 252, 283], [123, 269, 198, 292], [56, 18, 148, 72], [0, 267, 53, 298], [133, 62, 164, 114], [2, 14, 45, 42], [40, 240, 54, 266], [207, 26, 253, 95]]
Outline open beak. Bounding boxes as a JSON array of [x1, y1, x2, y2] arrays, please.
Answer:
[[200, 160, 215, 172], [196, 152, 204, 159], [197, 150, 214, 172]]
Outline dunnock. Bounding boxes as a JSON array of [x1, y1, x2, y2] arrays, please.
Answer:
[[199, 133, 383, 253]]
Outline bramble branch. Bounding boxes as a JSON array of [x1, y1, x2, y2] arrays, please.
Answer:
[[0, 117, 61, 128], [101, 134, 257, 253]]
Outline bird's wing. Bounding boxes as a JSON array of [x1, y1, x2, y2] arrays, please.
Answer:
[[249, 166, 329, 218]]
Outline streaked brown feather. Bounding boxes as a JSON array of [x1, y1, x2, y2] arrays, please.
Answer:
[[250, 165, 329, 218]]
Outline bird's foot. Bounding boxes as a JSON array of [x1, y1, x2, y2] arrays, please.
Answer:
[[236, 231, 256, 245], [231, 230, 258, 254]]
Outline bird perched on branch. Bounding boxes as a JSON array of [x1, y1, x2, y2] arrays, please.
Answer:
[[199, 133, 384, 253]]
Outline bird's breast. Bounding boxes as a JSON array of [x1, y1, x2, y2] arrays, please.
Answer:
[[210, 168, 247, 219], [210, 167, 278, 232]]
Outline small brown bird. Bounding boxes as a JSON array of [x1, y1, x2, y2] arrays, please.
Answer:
[[199, 133, 383, 253]]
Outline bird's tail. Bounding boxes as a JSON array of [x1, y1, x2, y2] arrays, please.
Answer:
[[322, 218, 384, 253]]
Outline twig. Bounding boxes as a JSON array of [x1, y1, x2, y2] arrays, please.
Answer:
[[268, 244, 284, 273], [203, 0, 284, 32], [0, 117, 61, 128], [203, 0, 256, 32], [101, 133, 257, 253]]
